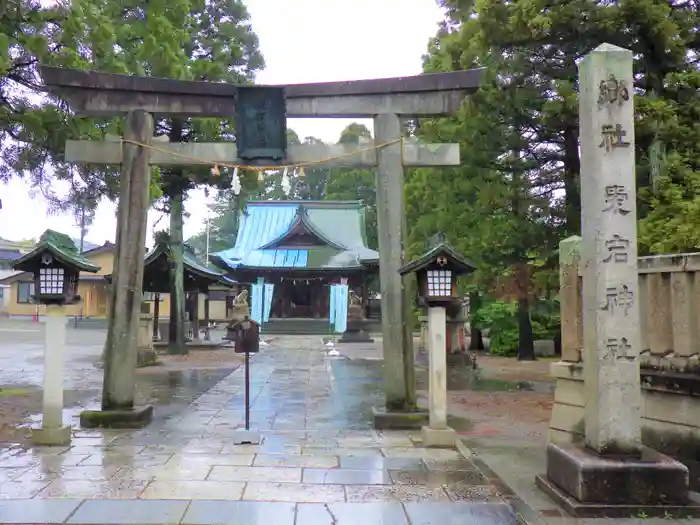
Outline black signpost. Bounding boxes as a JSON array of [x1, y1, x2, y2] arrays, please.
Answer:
[[244, 347, 251, 432], [232, 320, 261, 445]]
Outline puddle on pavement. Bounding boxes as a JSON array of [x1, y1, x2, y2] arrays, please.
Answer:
[[331, 359, 478, 432], [328, 360, 384, 429], [133, 368, 234, 420], [23, 368, 234, 428]]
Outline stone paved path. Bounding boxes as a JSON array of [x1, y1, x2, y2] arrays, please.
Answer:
[[0, 337, 519, 524]]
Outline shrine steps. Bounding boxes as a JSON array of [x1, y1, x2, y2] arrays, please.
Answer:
[[261, 318, 383, 336], [262, 318, 332, 335]]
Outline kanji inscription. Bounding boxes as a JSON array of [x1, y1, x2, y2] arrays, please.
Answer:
[[254, 101, 267, 147], [602, 234, 630, 263], [602, 185, 630, 215], [599, 124, 630, 152], [598, 74, 630, 106], [605, 336, 635, 361], [601, 284, 634, 315]]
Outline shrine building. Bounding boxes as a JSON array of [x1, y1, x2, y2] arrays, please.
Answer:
[[211, 200, 379, 323]]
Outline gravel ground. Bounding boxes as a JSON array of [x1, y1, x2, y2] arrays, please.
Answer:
[[449, 355, 556, 443]]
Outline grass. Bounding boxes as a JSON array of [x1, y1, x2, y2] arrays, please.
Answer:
[[0, 388, 31, 397]]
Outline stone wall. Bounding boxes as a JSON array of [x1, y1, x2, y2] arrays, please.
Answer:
[[550, 236, 700, 485]]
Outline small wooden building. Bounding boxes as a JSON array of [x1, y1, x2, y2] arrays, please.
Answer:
[[106, 241, 236, 332]]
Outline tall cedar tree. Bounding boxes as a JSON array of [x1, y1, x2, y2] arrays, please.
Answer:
[[0, 0, 130, 218], [410, 0, 698, 358], [193, 123, 380, 251], [74, 0, 264, 354]]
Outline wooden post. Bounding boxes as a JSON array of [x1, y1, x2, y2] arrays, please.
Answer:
[[204, 292, 211, 341], [152, 293, 160, 340], [361, 273, 368, 318], [92, 109, 154, 425], [192, 292, 200, 341]]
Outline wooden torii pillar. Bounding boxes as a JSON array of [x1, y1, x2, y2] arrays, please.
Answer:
[[41, 66, 483, 429]]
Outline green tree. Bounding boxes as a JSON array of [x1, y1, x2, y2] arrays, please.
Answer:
[[412, 4, 563, 360], [82, 0, 263, 353], [413, 0, 700, 359], [638, 70, 700, 252], [253, 133, 334, 201], [326, 124, 378, 249], [195, 123, 381, 250], [0, 0, 131, 217], [186, 190, 242, 259]]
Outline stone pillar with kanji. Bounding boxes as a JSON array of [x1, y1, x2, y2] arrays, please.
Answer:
[[535, 43, 690, 516]]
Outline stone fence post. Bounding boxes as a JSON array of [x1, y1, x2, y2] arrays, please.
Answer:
[[559, 236, 583, 363], [550, 247, 700, 446]]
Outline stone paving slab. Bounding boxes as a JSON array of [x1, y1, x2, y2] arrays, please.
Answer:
[[0, 336, 520, 524], [0, 499, 519, 524]]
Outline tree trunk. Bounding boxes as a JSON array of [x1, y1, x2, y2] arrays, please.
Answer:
[[468, 291, 484, 350], [153, 293, 160, 340], [563, 125, 581, 236], [168, 189, 187, 355], [515, 263, 536, 361]]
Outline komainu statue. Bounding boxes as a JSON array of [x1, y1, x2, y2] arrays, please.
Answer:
[[228, 289, 251, 324]]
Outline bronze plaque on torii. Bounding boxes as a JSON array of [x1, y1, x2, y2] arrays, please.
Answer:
[[235, 86, 287, 164]]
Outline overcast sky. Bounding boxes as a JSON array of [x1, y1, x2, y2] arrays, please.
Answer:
[[1, 0, 445, 248]]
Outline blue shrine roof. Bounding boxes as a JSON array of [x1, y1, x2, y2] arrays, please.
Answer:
[[211, 200, 379, 272]]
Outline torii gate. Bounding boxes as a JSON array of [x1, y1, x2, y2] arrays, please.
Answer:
[[41, 66, 483, 429]]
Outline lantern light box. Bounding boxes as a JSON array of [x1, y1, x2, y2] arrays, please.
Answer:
[[13, 230, 100, 306], [399, 233, 476, 307]]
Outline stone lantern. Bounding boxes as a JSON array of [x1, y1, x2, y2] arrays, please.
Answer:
[[399, 232, 475, 447], [13, 230, 100, 445], [401, 232, 475, 309]]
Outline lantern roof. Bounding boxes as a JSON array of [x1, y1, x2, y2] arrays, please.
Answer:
[[399, 232, 476, 276], [13, 229, 101, 273]]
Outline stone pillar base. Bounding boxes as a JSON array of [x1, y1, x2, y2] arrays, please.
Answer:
[[80, 405, 154, 429], [421, 425, 456, 448], [339, 318, 374, 343], [372, 406, 428, 430], [445, 352, 478, 368], [31, 425, 71, 446], [233, 430, 261, 445], [338, 329, 374, 343], [536, 442, 698, 518]]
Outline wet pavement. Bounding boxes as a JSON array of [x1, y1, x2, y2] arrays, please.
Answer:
[[0, 319, 236, 429], [0, 333, 519, 524], [0, 320, 105, 392]]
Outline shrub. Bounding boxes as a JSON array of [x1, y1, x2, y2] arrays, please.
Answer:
[[472, 298, 560, 357]]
